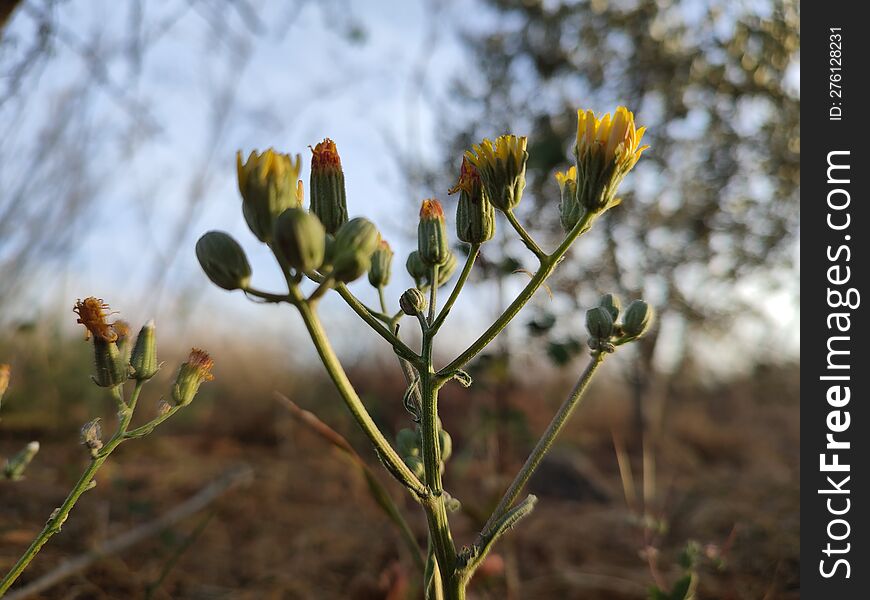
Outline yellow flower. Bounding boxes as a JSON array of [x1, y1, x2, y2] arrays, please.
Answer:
[[464, 134, 528, 212], [573, 107, 648, 213], [236, 148, 302, 243]]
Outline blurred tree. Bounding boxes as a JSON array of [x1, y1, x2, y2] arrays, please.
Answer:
[[443, 0, 799, 435]]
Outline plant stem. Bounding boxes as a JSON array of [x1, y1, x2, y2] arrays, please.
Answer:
[[437, 210, 595, 380], [377, 286, 389, 315], [479, 352, 605, 537], [428, 264, 439, 325], [432, 244, 480, 333], [294, 300, 427, 498], [0, 382, 143, 595], [504, 210, 546, 262], [419, 321, 462, 598], [334, 283, 420, 365]]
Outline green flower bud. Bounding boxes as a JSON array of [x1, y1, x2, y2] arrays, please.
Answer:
[[426, 251, 457, 289], [403, 455, 425, 480], [171, 348, 214, 407], [464, 135, 528, 212], [438, 428, 452, 463], [130, 320, 159, 381], [273, 208, 326, 273], [450, 158, 495, 244], [196, 231, 253, 291], [396, 428, 420, 457], [332, 217, 381, 283], [585, 306, 614, 340], [3, 441, 39, 481], [309, 138, 348, 234], [113, 320, 133, 374], [418, 199, 450, 266], [556, 166, 583, 232], [406, 251, 428, 287], [622, 300, 653, 339], [368, 240, 394, 288], [237, 149, 303, 243], [400, 288, 427, 316], [92, 338, 128, 388], [598, 293, 621, 322]]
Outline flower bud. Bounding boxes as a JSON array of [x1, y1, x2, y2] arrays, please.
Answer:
[[92, 338, 128, 388], [73, 298, 129, 387], [438, 428, 452, 463], [273, 208, 326, 273], [403, 455, 425, 480], [418, 199, 449, 266], [332, 217, 381, 282], [556, 166, 582, 232], [573, 107, 648, 214], [130, 320, 159, 381], [622, 300, 653, 339], [368, 240, 394, 288], [598, 293, 621, 322], [400, 288, 427, 316], [237, 149, 303, 243], [309, 138, 348, 234], [196, 231, 253, 291], [172, 348, 214, 407], [80, 418, 103, 457], [396, 428, 420, 457], [450, 157, 495, 244], [464, 135, 528, 212], [585, 306, 614, 340], [406, 251, 428, 287], [3, 441, 39, 481], [427, 251, 457, 288]]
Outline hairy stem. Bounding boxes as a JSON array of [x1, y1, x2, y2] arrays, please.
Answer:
[[295, 300, 427, 497], [504, 210, 546, 262], [479, 352, 605, 537], [432, 244, 480, 333], [0, 382, 144, 595], [437, 210, 595, 380]]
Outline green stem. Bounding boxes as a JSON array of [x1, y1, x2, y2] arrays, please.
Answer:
[[437, 210, 595, 380], [418, 322, 462, 598], [377, 286, 389, 315], [295, 300, 427, 498], [432, 245, 479, 333], [243, 286, 291, 304], [427, 264, 439, 325], [504, 210, 547, 262], [334, 283, 420, 365], [0, 382, 144, 595], [479, 352, 605, 537]]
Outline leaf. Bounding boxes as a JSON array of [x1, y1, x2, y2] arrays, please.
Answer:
[[669, 574, 693, 600]]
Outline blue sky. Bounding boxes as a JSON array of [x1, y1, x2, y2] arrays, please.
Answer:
[[2, 0, 798, 376]]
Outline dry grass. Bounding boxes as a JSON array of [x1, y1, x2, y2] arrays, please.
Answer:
[[1, 332, 798, 599]]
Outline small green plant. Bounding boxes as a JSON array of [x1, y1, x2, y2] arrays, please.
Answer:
[[0, 299, 214, 595], [197, 108, 652, 598]]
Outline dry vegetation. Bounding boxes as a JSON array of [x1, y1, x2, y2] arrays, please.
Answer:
[[1, 331, 798, 599]]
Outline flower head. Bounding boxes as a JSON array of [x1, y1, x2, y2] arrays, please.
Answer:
[[310, 138, 342, 173], [309, 138, 348, 234], [464, 135, 528, 212], [236, 148, 303, 243], [572, 107, 648, 213], [450, 157, 495, 244], [418, 199, 449, 266], [73, 297, 119, 342], [172, 348, 215, 406], [555, 166, 582, 232]]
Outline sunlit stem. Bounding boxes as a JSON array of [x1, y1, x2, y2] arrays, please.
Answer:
[[431, 244, 480, 333]]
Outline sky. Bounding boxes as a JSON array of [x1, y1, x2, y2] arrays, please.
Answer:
[[1, 0, 799, 377]]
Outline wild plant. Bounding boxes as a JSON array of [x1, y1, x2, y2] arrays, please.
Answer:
[[196, 107, 653, 599], [0, 300, 214, 595]]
